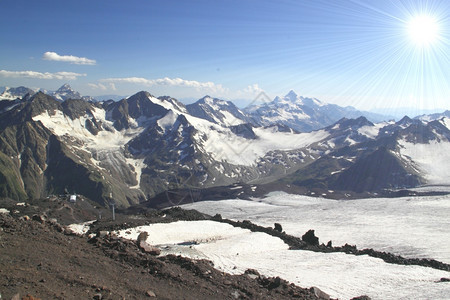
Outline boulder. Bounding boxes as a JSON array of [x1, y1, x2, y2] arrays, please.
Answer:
[[139, 240, 161, 256], [93, 293, 102, 300], [311, 286, 330, 299], [146, 290, 156, 297], [32, 214, 46, 223], [274, 223, 282, 232], [137, 231, 149, 243], [302, 229, 319, 246]]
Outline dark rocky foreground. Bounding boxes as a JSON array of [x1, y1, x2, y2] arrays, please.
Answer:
[[0, 212, 324, 300], [2, 195, 448, 299]]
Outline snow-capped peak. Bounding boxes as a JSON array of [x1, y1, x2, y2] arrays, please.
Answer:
[[285, 90, 299, 102], [57, 83, 73, 92], [51, 83, 82, 101], [199, 95, 228, 107], [0, 86, 37, 100]]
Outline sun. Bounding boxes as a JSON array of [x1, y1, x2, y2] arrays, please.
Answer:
[[407, 15, 440, 47]]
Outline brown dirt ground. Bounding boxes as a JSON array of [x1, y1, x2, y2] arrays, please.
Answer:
[[0, 206, 322, 300]]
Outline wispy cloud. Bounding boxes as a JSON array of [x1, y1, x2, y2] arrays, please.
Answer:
[[88, 82, 116, 91], [100, 76, 226, 93], [236, 84, 264, 97], [0, 70, 86, 80], [42, 51, 96, 65]]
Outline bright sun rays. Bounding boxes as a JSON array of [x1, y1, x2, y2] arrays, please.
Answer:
[[251, 1, 450, 115], [315, 1, 449, 113], [407, 15, 441, 47]]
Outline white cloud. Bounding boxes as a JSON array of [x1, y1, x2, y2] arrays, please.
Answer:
[[88, 82, 116, 91], [0, 70, 86, 80], [235, 83, 264, 97], [88, 83, 107, 91], [42, 51, 96, 65], [100, 76, 226, 93]]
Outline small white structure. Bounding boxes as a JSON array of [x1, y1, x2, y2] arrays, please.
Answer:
[[69, 194, 77, 203]]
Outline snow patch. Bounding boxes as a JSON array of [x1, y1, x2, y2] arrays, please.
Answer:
[[440, 117, 450, 130], [202, 127, 329, 166], [117, 218, 450, 300], [157, 110, 178, 133], [399, 139, 450, 185], [220, 110, 244, 126], [358, 123, 383, 139], [125, 157, 145, 189], [33, 108, 144, 152], [67, 220, 96, 235]]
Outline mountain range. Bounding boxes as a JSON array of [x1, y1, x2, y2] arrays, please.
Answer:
[[0, 85, 449, 207], [0, 84, 94, 102]]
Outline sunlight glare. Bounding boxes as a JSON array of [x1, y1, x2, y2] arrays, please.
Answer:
[[407, 15, 440, 47]]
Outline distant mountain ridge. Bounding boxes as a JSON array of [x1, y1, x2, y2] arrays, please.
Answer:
[[244, 90, 388, 132], [0, 86, 38, 100], [0, 87, 449, 207], [415, 110, 450, 122], [0, 84, 96, 102]]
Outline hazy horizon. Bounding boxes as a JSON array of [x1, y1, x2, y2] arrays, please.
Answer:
[[1, 0, 449, 113]]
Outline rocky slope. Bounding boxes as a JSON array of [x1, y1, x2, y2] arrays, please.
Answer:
[[0, 199, 326, 300], [0, 88, 449, 208], [2, 197, 447, 299]]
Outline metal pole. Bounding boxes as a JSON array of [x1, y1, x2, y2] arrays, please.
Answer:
[[109, 192, 115, 221]]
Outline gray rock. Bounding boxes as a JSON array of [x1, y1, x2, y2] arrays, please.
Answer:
[[311, 286, 330, 300], [139, 241, 161, 256], [137, 231, 149, 243], [93, 293, 102, 300]]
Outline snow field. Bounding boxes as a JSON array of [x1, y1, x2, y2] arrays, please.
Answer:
[[115, 220, 450, 300], [183, 193, 450, 264]]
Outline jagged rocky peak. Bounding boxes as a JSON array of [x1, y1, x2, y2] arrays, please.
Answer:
[[0, 86, 37, 100], [26, 92, 62, 117], [157, 95, 187, 112], [285, 90, 300, 102], [108, 91, 169, 130], [57, 83, 73, 92], [198, 95, 227, 105], [399, 119, 446, 144], [334, 116, 374, 129], [186, 95, 248, 126], [274, 90, 323, 108], [51, 83, 82, 101], [126, 91, 168, 118], [61, 98, 97, 120], [195, 96, 243, 111], [397, 115, 414, 126], [415, 110, 450, 122], [272, 90, 300, 104]]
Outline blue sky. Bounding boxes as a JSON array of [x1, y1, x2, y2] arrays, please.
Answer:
[[0, 0, 449, 111]]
